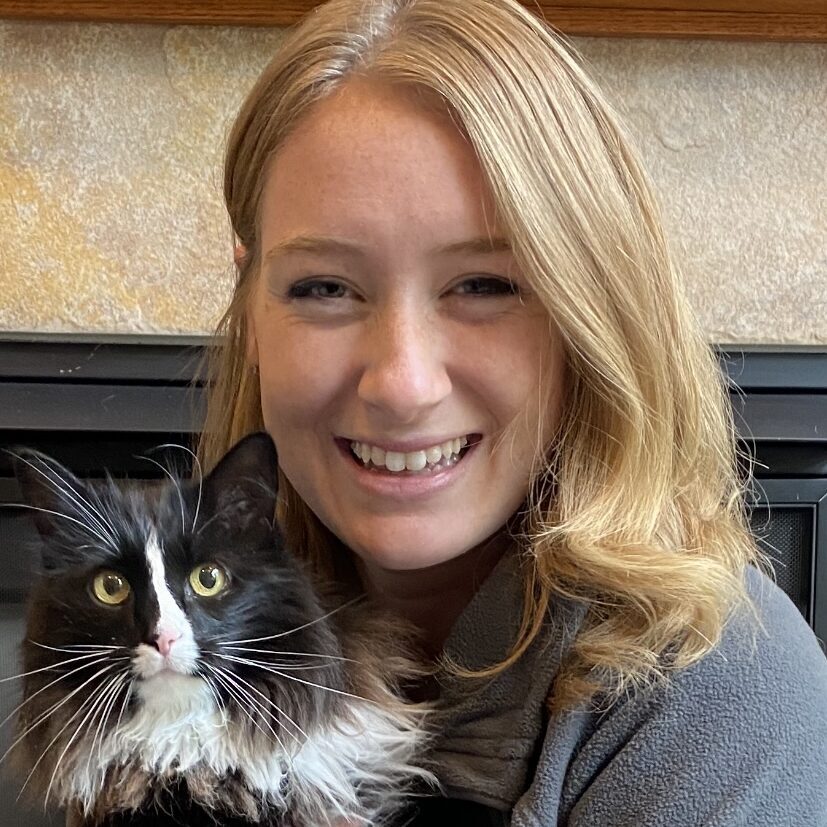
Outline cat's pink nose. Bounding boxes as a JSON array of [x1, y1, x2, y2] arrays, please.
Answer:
[[153, 628, 181, 657]]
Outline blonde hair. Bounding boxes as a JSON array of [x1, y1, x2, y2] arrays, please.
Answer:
[[200, 0, 772, 713]]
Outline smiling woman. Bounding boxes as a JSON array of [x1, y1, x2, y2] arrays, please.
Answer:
[[197, 0, 827, 823]]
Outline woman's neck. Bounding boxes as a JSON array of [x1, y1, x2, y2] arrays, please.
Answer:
[[356, 531, 512, 658]]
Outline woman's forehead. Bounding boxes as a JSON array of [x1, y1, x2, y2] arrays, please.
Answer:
[[259, 79, 503, 251], [267, 80, 477, 186]]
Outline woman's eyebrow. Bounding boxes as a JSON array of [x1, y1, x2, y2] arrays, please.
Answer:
[[262, 235, 512, 264], [439, 236, 512, 255], [263, 236, 360, 263]]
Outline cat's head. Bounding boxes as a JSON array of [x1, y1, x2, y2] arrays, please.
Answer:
[[9, 432, 345, 776]]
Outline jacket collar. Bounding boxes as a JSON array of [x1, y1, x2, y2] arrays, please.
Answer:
[[431, 549, 588, 810]]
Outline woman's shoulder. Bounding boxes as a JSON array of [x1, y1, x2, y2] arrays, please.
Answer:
[[591, 564, 826, 728], [513, 566, 827, 827], [696, 567, 827, 720], [698, 563, 827, 700], [581, 565, 826, 735]]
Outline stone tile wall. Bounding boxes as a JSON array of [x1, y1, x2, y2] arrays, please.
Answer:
[[0, 20, 824, 342]]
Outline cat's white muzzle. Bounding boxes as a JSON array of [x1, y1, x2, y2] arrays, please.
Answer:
[[133, 640, 199, 679]]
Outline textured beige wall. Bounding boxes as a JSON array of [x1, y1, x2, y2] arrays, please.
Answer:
[[0, 20, 824, 343], [576, 37, 826, 346]]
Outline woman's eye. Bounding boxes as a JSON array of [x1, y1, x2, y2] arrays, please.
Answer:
[[287, 280, 350, 300], [453, 276, 518, 297], [189, 563, 228, 598]]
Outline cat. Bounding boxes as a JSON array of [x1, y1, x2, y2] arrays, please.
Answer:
[[5, 432, 433, 826]]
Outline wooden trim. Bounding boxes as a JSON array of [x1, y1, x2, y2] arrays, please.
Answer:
[[0, 1, 825, 41], [546, 8, 827, 40], [0, 1, 316, 27], [547, 0, 823, 11]]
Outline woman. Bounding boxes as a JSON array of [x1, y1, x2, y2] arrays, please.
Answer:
[[199, 0, 827, 823]]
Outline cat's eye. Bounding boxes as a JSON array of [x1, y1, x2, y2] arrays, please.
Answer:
[[91, 571, 131, 606], [189, 563, 228, 597]]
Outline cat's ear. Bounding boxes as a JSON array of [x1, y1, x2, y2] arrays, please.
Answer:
[[9, 448, 94, 540], [199, 432, 279, 534]]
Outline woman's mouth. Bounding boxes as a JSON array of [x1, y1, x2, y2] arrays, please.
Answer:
[[339, 434, 482, 475]]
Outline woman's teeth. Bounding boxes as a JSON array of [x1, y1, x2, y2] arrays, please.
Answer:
[[350, 436, 469, 473]]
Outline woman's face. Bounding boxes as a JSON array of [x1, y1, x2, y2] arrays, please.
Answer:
[[248, 78, 566, 573]]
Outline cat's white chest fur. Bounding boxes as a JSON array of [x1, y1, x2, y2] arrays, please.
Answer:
[[119, 673, 232, 772], [66, 671, 424, 822]]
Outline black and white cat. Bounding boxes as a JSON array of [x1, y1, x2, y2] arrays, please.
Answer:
[[6, 433, 432, 826]]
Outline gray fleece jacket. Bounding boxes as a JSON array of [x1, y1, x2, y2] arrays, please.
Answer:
[[430, 553, 827, 826]]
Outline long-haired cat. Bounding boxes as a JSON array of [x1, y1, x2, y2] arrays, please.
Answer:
[[6, 432, 432, 826]]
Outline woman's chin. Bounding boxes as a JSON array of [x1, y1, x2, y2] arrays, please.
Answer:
[[344, 524, 501, 574], [353, 542, 466, 572]]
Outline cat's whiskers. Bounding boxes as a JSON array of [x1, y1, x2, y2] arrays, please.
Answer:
[[219, 595, 365, 646], [210, 652, 333, 673], [0, 655, 128, 733], [202, 663, 291, 758], [153, 443, 203, 532], [43, 669, 127, 808], [29, 641, 124, 653], [214, 653, 370, 704], [11, 661, 121, 801], [86, 671, 130, 783], [1, 662, 121, 767], [238, 684, 307, 747], [87, 667, 130, 767], [8, 454, 120, 549], [197, 672, 227, 724], [0, 659, 111, 736], [207, 663, 302, 779], [113, 680, 134, 739], [1, 503, 115, 550], [219, 646, 356, 664], [6, 693, 69, 761], [42, 674, 128, 809], [0, 650, 118, 684], [136, 454, 187, 531], [204, 658, 308, 744], [206, 664, 284, 744]]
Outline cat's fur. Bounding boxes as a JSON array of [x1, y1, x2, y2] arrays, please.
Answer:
[[7, 433, 432, 826]]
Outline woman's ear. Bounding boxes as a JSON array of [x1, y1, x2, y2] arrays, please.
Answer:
[[234, 243, 247, 269]]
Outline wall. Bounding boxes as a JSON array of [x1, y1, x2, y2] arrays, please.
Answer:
[[0, 20, 824, 342]]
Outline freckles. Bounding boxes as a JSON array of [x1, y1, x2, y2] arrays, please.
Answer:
[[259, 332, 347, 425], [472, 326, 546, 383]]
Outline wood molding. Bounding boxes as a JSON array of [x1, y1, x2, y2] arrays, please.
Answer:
[[546, 7, 827, 40], [0, 1, 825, 41]]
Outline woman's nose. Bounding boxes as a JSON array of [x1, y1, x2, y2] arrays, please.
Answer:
[[357, 309, 451, 423]]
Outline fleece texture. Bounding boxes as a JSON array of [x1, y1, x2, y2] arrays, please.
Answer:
[[430, 553, 827, 826]]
